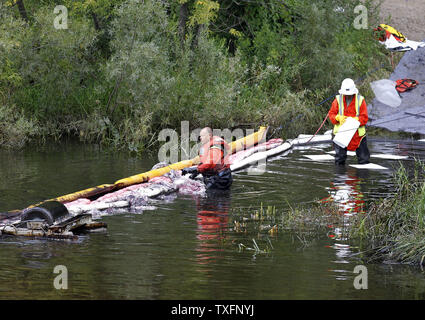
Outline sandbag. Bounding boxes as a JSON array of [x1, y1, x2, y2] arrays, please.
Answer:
[[370, 79, 401, 108]]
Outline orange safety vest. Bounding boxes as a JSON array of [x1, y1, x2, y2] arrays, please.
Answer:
[[333, 94, 366, 137], [396, 79, 418, 92], [198, 136, 230, 173]]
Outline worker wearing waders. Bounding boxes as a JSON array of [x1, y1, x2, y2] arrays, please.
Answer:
[[182, 127, 232, 190], [329, 78, 370, 165]]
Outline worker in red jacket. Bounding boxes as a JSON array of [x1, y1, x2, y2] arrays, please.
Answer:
[[329, 78, 370, 165], [183, 127, 232, 190]]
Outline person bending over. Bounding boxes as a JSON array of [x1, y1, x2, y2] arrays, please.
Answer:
[[183, 127, 232, 190], [329, 78, 370, 165]]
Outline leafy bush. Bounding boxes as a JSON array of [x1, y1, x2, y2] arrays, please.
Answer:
[[0, 0, 388, 151], [1, 3, 101, 118], [0, 104, 40, 148]]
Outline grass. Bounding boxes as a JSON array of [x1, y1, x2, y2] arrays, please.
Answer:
[[349, 161, 425, 265], [230, 201, 345, 251]]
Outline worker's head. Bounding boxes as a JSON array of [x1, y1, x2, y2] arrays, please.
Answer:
[[199, 127, 213, 144], [339, 78, 358, 96]]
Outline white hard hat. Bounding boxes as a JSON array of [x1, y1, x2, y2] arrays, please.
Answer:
[[339, 78, 358, 95]]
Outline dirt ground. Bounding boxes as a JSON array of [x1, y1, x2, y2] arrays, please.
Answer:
[[379, 0, 425, 41]]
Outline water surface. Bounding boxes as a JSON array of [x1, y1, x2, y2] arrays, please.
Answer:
[[1, 137, 425, 299]]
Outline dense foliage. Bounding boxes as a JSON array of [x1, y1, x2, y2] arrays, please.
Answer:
[[0, 0, 388, 151]]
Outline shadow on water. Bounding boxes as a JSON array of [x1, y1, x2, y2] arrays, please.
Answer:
[[1, 138, 425, 299]]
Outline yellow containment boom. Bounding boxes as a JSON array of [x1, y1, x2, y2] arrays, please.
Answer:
[[27, 126, 268, 208], [114, 126, 268, 188], [42, 184, 116, 205]]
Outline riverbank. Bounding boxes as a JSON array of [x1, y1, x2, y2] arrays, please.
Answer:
[[349, 162, 425, 265], [0, 0, 389, 151]]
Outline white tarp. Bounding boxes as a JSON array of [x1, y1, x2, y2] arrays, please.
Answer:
[[381, 34, 425, 52], [370, 153, 409, 160], [327, 150, 357, 156], [370, 79, 402, 108], [303, 154, 335, 161], [327, 150, 409, 160]]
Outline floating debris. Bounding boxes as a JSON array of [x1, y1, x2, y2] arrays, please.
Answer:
[[0, 201, 106, 240]]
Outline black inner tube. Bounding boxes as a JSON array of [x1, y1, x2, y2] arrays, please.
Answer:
[[20, 201, 70, 226]]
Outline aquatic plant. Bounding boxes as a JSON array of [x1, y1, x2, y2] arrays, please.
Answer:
[[231, 201, 344, 250], [349, 161, 425, 265]]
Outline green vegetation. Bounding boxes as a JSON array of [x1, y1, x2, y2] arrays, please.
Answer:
[[350, 162, 425, 265], [1, 0, 390, 151], [231, 202, 342, 247], [244, 162, 425, 266]]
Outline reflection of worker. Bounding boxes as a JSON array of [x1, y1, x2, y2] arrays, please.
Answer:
[[324, 166, 368, 215], [329, 79, 370, 165], [184, 127, 232, 190], [195, 192, 231, 266], [196, 192, 230, 241]]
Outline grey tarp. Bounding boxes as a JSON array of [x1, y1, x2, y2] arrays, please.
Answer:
[[367, 45, 425, 134]]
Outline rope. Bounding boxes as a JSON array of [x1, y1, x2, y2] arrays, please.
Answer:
[[315, 94, 338, 107], [370, 110, 425, 127], [306, 112, 330, 144]]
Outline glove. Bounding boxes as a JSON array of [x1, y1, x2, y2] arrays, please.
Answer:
[[189, 171, 199, 180], [182, 167, 197, 175], [353, 116, 359, 121], [335, 114, 347, 125]]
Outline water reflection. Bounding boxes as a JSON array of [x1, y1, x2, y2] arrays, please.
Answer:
[[195, 191, 231, 267], [2, 138, 425, 299], [323, 166, 370, 280], [323, 166, 368, 216]]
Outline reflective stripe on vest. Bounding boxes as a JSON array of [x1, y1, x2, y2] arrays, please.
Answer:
[[199, 137, 229, 170], [333, 94, 366, 137], [210, 144, 228, 161]]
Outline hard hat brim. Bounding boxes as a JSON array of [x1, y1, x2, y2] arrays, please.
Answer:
[[339, 88, 358, 95]]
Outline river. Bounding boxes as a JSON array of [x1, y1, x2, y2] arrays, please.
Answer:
[[1, 136, 425, 299]]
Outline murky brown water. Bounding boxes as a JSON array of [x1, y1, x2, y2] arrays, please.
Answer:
[[1, 137, 425, 299]]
